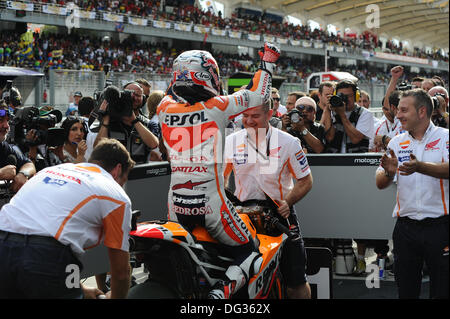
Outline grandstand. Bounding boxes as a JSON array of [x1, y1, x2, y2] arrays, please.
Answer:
[[0, 0, 448, 112]]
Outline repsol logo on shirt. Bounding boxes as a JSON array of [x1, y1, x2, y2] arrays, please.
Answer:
[[164, 111, 209, 126]]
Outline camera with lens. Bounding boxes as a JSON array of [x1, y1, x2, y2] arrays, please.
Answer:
[[92, 83, 134, 123], [1, 80, 22, 108], [9, 106, 64, 147], [397, 81, 412, 91], [329, 92, 349, 108], [287, 109, 303, 124], [431, 93, 445, 111]]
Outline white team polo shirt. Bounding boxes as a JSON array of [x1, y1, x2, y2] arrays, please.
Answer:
[[0, 163, 132, 256], [374, 117, 405, 139], [377, 123, 449, 220], [224, 126, 311, 202]]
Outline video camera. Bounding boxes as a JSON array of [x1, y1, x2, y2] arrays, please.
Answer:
[[329, 92, 349, 108], [2, 80, 22, 107], [431, 93, 446, 111], [90, 81, 134, 127], [10, 106, 64, 147]]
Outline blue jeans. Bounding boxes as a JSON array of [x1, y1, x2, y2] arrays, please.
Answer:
[[0, 231, 83, 299]]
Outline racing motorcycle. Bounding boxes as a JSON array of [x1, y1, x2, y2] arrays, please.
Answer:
[[127, 192, 300, 299]]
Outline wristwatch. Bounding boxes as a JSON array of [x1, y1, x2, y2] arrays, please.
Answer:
[[131, 118, 140, 126], [301, 129, 308, 136], [17, 171, 30, 179]]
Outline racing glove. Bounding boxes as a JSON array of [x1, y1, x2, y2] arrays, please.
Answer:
[[258, 42, 280, 76], [258, 42, 281, 63]]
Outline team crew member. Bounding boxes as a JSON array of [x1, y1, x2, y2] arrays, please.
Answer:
[[224, 102, 313, 299], [0, 103, 35, 192], [157, 43, 281, 299], [0, 138, 135, 299], [376, 89, 449, 299], [373, 90, 404, 151]]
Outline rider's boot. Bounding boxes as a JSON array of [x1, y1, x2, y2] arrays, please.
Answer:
[[208, 252, 263, 299]]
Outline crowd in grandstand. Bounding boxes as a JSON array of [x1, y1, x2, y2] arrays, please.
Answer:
[[10, 0, 447, 63], [1, 31, 448, 86]]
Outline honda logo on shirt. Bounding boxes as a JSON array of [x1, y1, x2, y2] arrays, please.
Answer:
[[425, 138, 440, 151]]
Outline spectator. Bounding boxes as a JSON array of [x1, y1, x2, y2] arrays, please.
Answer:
[[431, 75, 445, 87], [357, 89, 380, 151], [271, 87, 286, 117], [146, 90, 164, 139], [287, 96, 326, 153], [373, 66, 406, 151], [135, 78, 151, 108], [61, 116, 88, 164], [268, 97, 283, 129], [317, 81, 334, 123], [66, 91, 82, 116], [78, 96, 96, 160], [411, 76, 425, 89], [309, 90, 320, 107], [0, 138, 135, 299], [322, 80, 374, 153], [285, 91, 306, 112], [374, 90, 403, 151], [376, 88, 449, 299], [421, 78, 437, 92], [146, 90, 165, 161], [358, 90, 371, 109]]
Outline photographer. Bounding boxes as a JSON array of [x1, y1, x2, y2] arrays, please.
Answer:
[[1, 80, 22, 113], [322, 80, 374, 153], [428, 86, 449, 128], [286, 96, 326, 153], [17, 107, 65, 171], [0, 102, 35, 193], [93, 82, 159, 164]]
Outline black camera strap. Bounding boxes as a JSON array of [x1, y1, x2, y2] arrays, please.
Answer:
[[245, 126, 272, 159]]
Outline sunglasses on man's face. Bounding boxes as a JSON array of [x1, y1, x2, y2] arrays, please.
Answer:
[[296, 105, 315, 112], [0, 109, 10, 118], [273, 97, 280, 101]]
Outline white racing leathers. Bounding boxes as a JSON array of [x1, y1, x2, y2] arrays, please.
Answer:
[[157, 65, 274, 290]]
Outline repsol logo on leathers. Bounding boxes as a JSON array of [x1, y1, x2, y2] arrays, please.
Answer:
[[164, 111, 209, 126]]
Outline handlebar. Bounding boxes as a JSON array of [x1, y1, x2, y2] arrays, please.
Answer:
[[225, 188, 301, 242], [263, 212, 301, 242]]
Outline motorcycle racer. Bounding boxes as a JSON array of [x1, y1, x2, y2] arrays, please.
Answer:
[[157, 43, 280, 299]]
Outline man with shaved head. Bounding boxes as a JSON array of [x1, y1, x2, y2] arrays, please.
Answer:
[[286, 96, 327, 153]]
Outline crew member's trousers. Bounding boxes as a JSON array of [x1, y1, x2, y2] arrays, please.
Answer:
[[392, 216, 449, 299]]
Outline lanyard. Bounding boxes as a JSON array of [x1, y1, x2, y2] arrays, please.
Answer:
[[246, 127, 271, 159]]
